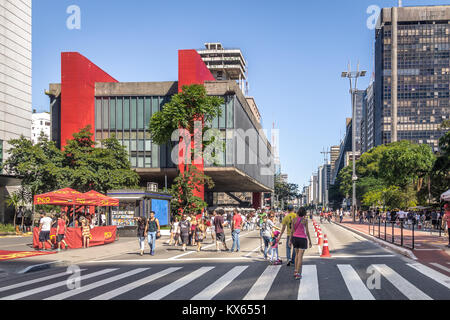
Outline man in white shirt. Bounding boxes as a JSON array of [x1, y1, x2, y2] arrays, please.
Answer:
[[39, 211, 53, 251]]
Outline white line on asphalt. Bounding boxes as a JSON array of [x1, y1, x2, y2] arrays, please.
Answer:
[[243, 265, 281, 300], [44, 268, 150, 300], [191, 266, 249, 300], [18, 261, 63, 274], [413, 249, 442, 251], [140, 267, 215, 300], [371, 264, 432, 300], [298, 265, 319, 300], [245, 246, 262, 258], [408, 263, 450, 290], [85, 254, 397, 264], [337, 265, 375, 300], [168, 231, 254, 260], [0, 269, 87, 293], [91, 267, 182, 300], [0, 269, 117, 300]]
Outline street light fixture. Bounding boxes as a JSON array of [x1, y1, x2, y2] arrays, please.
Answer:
[[341, 62, 366, 222]]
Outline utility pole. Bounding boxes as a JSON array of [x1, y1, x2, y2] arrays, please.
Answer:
[[341, 63, 367, 222]]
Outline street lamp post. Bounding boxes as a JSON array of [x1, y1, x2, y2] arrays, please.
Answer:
[[341, 63, 366, 222]]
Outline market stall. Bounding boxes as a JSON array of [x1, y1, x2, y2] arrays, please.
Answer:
[[32, 188, 119, 250]]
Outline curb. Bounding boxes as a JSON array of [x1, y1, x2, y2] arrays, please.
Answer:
[[332, 221, 418, 260], [18, 260, 67, 274]]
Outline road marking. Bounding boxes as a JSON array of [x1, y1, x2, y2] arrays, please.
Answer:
[[44, 268, 149, 300], [413, 249, 442, 251], [191, 266, 249, 300], [168, 231, 254, 260], [408, 263, 450, 290], [0, 269, 87, 293], [245, 246, 262, 258], [298, 265, 319, 300], [243, 265, 281, 300], [86, 254, 397, 264], [91, 267, 181, 300], [140, 267, 214, 300], [337, 265, 375, 300], [372, 264, 432, 300], [0, 269, 117, 300]]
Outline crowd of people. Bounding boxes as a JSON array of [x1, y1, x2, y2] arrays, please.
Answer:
[[37, 209, 107, 251]]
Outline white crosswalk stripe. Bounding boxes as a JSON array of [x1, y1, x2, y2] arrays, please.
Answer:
[[191, 266, 249, 300], [91, 267, 182, 300], [0, 262, 446, 301], [407, 263, 450, 290], [338, 265, 375, 300], [429, 263, 450, 275], [243, 265, 281, 300], [0, 269, 86, 293], [44, 268, 149, 300], [0, 269, 117, 300], [372, 264, 432, 300], [140, 267, 215, 300], [298, 265, 319, 300]]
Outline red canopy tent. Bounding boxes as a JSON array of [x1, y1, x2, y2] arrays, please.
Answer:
[[32, 188, 119, 250], [83, 190, 119, 207]]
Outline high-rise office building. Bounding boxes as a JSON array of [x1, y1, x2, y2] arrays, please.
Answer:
[[375, 6, 450, 152], [0, 0, 32, 166], [361, 82, 375, 153], [330, 145, 340, 177], [0, 0, 32, 224]]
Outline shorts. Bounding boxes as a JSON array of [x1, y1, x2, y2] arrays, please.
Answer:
[[57, 234, 65, 242], [181, 233, 189, 245], [39, 231, 50, 242], [292, 237, 308, 250], [216, 232, 226, 243]]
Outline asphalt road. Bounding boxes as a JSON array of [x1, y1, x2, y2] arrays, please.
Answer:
[[0, 219, 449, 300]]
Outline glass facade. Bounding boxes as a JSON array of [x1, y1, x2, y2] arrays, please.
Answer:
[[95, 96, 170, 168], [375, 19, 450, 151]]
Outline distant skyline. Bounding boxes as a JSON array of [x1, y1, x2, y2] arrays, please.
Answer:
[[32, 0, 450, 188]]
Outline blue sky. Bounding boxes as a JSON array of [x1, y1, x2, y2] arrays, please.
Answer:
[[32, 0, 450, 188]]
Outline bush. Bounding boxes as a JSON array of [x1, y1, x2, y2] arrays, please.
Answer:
[[0, 224, 16, 233]]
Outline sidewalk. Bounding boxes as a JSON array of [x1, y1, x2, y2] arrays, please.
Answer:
[[0, 236, 169, 277], [335, 217, 450, 275]]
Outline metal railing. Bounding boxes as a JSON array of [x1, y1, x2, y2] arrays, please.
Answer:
[[368, 216, 446, 250]]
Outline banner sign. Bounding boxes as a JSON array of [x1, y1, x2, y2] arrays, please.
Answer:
[[33, 226, 117, 250]]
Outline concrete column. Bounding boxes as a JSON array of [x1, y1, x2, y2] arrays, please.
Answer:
[[391, 6, 398, 143]]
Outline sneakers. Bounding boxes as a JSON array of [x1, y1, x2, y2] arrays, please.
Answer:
[[286, 261, 291, 266], [294, 273, 302, 280], [140, 250, 143, 256]]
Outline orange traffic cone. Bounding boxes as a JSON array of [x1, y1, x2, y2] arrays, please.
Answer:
[[321, 235, 332, 258], [317, 232, 323, 246]]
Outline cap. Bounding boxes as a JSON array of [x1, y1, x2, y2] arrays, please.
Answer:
[[287, 204, 294, 211]]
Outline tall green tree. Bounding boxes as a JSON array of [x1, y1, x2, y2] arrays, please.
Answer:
[[149, 85, 224, 213]]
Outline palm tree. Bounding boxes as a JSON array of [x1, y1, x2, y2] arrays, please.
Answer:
[[5, 192, 24, 230]]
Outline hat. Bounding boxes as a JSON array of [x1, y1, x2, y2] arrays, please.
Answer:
[[444, 203, 450, 210], [287, 204, 294, 211]]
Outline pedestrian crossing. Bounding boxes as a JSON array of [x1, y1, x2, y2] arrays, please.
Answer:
[[0, 262, 448, 301]]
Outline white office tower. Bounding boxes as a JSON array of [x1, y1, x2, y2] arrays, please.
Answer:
[[0, 0, 32, 166]]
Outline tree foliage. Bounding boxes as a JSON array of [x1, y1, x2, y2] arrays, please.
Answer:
[[2, 127, 140, 198], [274, 174, 299, 208], [169, 165, 215, 216]]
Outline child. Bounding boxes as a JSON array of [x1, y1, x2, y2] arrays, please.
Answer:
[[269, 230, 282, 265]]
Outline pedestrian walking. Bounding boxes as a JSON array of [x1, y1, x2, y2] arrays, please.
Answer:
[[55, 213, 68, 251], [195, 218, 206, 252], [261, 213, 280, 260], [145, 211, 160, 256], [81, 217, 91, 248], [38, 211, 53, 251], [190, 215, 197, 246], [269, 230, 282, 264], [169, 216, 180, 246], [339, 210, 344, 223], [213, 209, 229, 252], [443, 204, 450, 247], [135, 217, 147, 256], [209, 212, 216, 243], [258, 210, 267, 252], [230, 209, 242, 253], [277, 204, 297, 266], [290, 207, 312, 280], [179, 215, 191, 251]]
